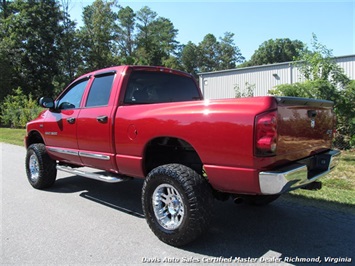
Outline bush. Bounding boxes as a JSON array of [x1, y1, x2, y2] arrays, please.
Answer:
[[336, 80, 355, 147], [269, 80, 339, 102], [0, 87, 42, 128], [234, 82, 255, 98]]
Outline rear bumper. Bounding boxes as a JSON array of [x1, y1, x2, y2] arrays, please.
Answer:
[[259, 150, 341, 195]]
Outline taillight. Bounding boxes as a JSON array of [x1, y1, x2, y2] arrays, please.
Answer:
[[255, 111, 278, 156]]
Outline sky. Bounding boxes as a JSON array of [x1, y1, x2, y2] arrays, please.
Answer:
[[68, 0, 355, 61]]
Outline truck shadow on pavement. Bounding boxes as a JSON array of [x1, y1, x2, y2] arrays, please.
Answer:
[[48, 175, 145, 218], [48, 175, 354, 262], [188, 197, 354, 262]]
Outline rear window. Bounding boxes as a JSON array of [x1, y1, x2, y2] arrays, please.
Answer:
[[124, 71, 201, 104], [86, 74, 115, 107]]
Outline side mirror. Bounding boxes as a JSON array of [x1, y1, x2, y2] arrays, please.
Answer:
[[38, 97, 55, 109], [58, 102, 75, 110]]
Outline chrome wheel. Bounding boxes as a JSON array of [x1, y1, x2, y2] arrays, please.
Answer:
[[29, 154, 39, 182], [152, 184, 185, 230], [142, 164, 214, 246]]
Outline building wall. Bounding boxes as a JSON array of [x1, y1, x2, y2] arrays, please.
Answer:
[[199, 54, 355, 99], [337, 55, 355, 78]]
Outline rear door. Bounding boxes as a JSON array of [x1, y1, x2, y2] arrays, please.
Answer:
[[76, 71, 118, 172]]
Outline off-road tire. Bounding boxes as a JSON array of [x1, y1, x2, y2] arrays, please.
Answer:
[[25, 143, 57, 189], [142, 164, 213, 246]]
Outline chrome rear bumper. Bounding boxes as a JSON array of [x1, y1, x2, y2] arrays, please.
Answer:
[[259, 150, 341, 195]]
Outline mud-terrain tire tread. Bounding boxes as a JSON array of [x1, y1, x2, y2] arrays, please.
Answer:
[[25, 143, 57, 189], [142, 164, 214, 246]]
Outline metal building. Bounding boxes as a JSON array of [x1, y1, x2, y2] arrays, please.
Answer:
[[198, 54, 355, 99]]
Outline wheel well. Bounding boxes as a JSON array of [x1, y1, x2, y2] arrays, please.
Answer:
[[26, 131, 44, 148], [144, 137, 203, 176]]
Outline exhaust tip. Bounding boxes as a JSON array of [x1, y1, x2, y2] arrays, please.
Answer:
[[233, 197, 244, 204]]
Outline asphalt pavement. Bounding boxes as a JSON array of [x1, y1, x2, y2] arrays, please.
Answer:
[[1, 143, 354, 265]]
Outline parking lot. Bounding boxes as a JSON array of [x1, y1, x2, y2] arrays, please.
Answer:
[[1, 143, 354, 265]]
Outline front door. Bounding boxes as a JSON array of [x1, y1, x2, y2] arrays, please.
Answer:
[[44, 78, 90, 165]]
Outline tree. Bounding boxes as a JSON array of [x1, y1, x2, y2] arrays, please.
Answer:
[[198, 34, 219, 72], [270, 34, 351, 100], [218, 32, 244, 70], [0, 0, 63, 98], [135, 6, 158, 65], [295, 33, 349, 87], [242, 38, 305, 67], [181, 41, 200, 76], [135, 6, 179, 66], [78, 0, 117, 72], [196, 33, 245, 72], [151, 17, 179, 63], [1, 0, 9, 19], [0, 0, 15, 101], [55, 0, 82, 94], [116, 6, 136, 64]]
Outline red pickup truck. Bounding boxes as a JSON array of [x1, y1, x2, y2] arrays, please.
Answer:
[[25, 65, 340, 246]]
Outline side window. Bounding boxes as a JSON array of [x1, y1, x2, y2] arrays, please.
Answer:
[[57, 79, 89, 110], [86, 74, 115, 107]]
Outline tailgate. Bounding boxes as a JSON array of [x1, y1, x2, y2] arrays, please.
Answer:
[[276, 97, 335, 158]]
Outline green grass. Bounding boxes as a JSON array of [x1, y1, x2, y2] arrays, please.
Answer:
[[1, 127, 354, 206], [0, 127, 26, 146], [290, 150, 355, 206]]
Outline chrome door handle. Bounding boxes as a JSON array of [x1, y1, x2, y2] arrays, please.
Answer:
[[66, 117, 75, 124], [97, 115, 108, 123]]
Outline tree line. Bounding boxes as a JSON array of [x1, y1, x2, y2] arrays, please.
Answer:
[[0, 0, 240, 100], [0, 0, 307, 101], [1, 1, 353, 148]]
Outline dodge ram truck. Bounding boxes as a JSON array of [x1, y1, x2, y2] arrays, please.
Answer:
[[25, 65, 340, 246]]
